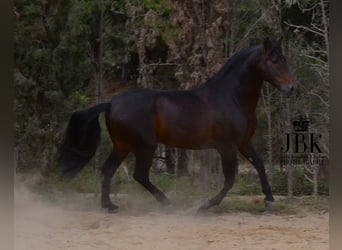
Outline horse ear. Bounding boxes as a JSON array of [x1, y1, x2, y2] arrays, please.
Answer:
[[263, 37, 271, 53]]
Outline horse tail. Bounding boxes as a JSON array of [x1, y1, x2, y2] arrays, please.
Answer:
[[58, 102, 111, 178]]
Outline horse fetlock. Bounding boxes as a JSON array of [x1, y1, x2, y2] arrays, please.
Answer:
[[101, 197, 118, 209], [264, 193, 275, 202]]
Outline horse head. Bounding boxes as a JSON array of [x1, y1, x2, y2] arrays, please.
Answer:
[[259, 37, 297, 96]]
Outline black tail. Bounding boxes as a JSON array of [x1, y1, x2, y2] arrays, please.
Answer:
[[58, 103, 110, 178]]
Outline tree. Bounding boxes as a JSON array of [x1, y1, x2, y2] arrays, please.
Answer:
[[14, 0, 99, 173], [283, 0, 329, 198]]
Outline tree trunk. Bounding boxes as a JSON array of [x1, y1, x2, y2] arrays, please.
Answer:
[[200, 151, 209, 194], [261, 84, 274, 184], [313, 164, 318, 201], [165, 146, 175, 174], [228, 0, 243, 57], [177, 149, 189, 176], [94, 4, 105, 198], [284, 98, 294, 200], [287, 160, 294, 200]]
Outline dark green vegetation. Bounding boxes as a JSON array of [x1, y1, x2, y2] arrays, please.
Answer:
[[15, 1, 329, 202]]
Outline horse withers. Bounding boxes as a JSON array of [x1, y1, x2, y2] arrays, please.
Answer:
[[58, 37, 296, 212]]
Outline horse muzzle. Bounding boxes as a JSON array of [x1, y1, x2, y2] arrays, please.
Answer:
[[280, 83, 297, 97]]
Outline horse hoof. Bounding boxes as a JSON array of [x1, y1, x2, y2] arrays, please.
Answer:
[[160, 199, 172, 207], [102, 202, 119, 212], [264, 200, 275, 210], [107, 207, 119, 213]]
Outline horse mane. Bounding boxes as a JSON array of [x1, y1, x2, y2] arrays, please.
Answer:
[[204, 44, 263, 86]]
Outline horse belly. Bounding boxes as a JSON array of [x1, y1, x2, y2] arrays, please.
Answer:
[[154, 113, 215, 149]]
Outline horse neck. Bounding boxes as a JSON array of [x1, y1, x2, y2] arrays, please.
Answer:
[[202, 56, 263, 116], [233, 67, 263, 116]]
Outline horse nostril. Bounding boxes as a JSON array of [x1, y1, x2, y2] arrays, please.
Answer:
[[283, 84, 296, 96], [289, 84, 296, 93]]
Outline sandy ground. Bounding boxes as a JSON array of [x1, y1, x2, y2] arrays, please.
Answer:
[[14, 185, 328, 250]]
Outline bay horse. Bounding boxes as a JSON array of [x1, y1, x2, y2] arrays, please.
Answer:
[[58, 37, 296, 212]]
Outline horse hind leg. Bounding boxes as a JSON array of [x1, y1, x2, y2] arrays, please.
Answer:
[[239, 143, 274, 204], [101, 149, 127, 211], [133, 147, 171, 206]]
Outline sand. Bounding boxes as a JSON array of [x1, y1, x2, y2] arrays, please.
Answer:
[[14, 185, 328, 250]]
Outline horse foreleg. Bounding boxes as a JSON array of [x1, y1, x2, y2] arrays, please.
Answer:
[[101, 150, 127, 211], [240, 142, 274, 204], [198, 150, 237, 211], [133, 148, 171, 206]]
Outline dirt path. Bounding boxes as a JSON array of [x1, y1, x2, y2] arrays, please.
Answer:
[[14, 187, 328, 250]]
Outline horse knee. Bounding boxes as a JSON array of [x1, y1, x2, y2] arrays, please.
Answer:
[[133, 161, 150, 184]]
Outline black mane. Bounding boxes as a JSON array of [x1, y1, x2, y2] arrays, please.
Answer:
[[204, 39, 282, 87], [204, 44, 262, 86]]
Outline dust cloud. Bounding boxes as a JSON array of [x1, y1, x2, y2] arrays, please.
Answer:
[[14, 177, 328, 250]]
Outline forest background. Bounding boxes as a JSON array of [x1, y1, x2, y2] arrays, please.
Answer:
[[14, 0, 329, 201]]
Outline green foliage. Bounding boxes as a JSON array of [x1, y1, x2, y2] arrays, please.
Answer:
[[14, 0, 99, 173], [231, 173, 262, 196], [271, 167, 329, 196], [143, 0, 172, 13]]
